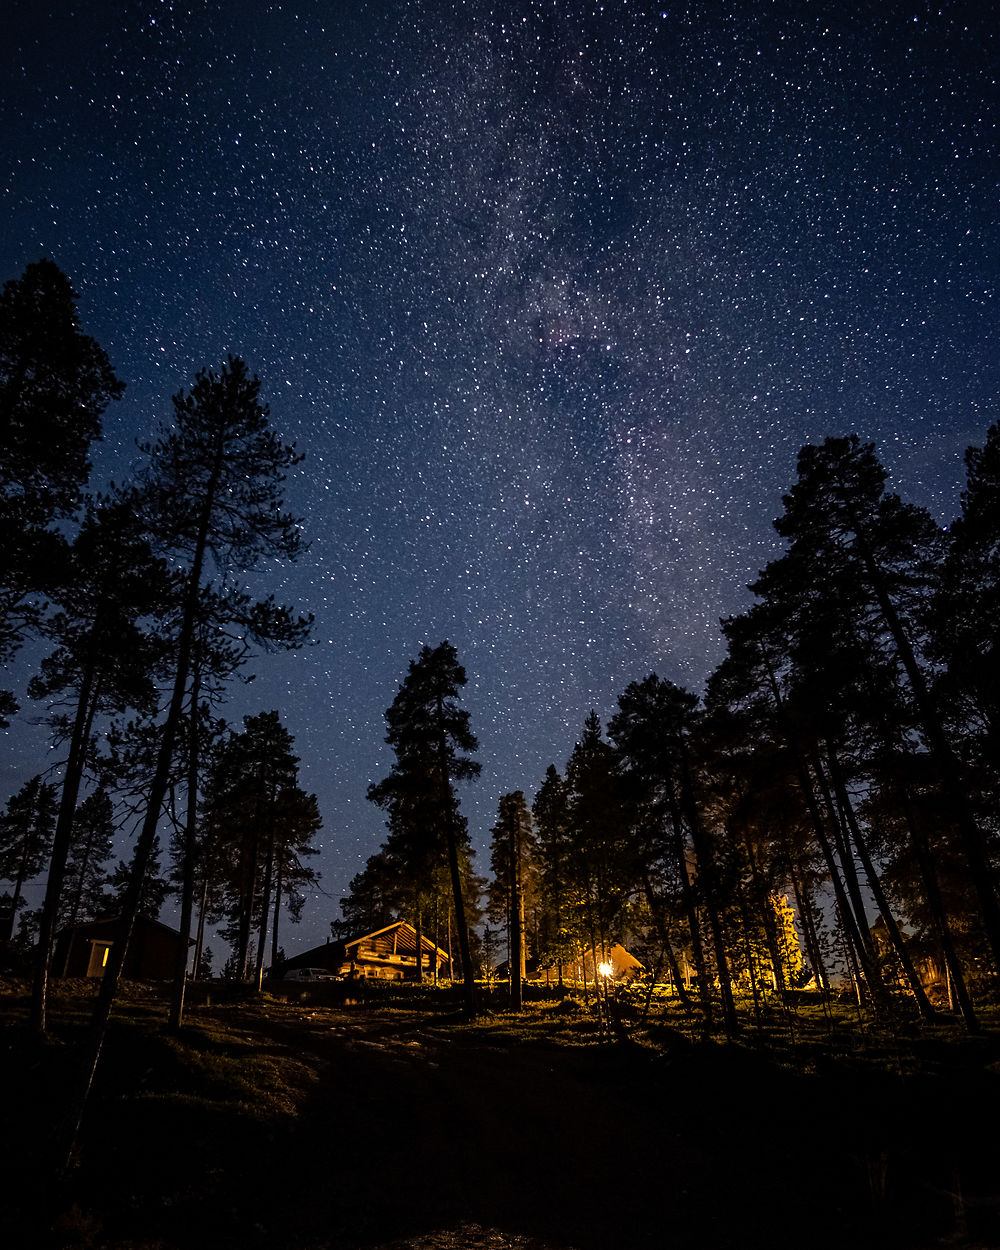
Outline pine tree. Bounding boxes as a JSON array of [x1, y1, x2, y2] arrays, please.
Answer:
[[268, 786, 322, 972], [196, 944, 214, 979], [337, 850, 405, 936], [203, 711, 308, 986], [58, 787, 115, 930], [62, 359, 311, 1159], [0, 777, 58, 941], [0, 259, 124, 698], [753, 435, 995, 1016], [609, 676, 712, 1014], [488, 791, 536, 1009], [532, 765, 575, 986], [29, 499, 167, 1030], [932, 419, 1000, 809], [103, 835, 170, 921], [369, 642, 481, 1004], [562, 711, 642, 1015]]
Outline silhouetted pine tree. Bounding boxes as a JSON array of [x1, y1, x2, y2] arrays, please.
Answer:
[[0, 776, 57, 942], [0, 259, 124, 716], [63, 359, 311, 1158], [487, 791, 536, 1009], [932, 419, 1000, 817], [102, 835, 170, 921], [563, 711, 643, 1017], [29, 499, 167, 1032], [204, 711, 303, 985], [58, 787, 115, 932], [532, 765, 575, 986], [752, 436, 991, 1021], [369, 642, 481, 1004], [609, 676, 712, 1015]]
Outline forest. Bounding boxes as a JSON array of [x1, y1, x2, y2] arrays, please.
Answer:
[[2, 254, 1000, 1116], [337, 389, 1000, 1037]]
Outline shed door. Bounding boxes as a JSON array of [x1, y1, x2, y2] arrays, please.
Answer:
[[86, 940, 112, 977]]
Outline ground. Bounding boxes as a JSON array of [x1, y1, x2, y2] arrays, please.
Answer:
[[2, 981, 1000, 1249]]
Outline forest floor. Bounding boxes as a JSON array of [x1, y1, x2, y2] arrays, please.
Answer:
[[2, 980, 1000, 1250]]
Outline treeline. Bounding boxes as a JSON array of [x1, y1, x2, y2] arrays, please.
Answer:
[[345, 428, 1000, 1033], [0, 260, 322, 1048]]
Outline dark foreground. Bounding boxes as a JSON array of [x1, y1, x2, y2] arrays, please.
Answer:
[[2, 982, 1000, 1250]]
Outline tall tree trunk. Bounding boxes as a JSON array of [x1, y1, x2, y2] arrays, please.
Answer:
[[435, 697, 474, 1007], [826, 744, 936, 1022], [9, 824, 38, 943], [665, 789, 711, 1020], [271, 859, 283, 971], [192, 870, 210, 981], [812, 749, 874, 961], [679, 756, 738, 1036], [735, 873, 764, 1027], [787, 855, 828, 992], [31, 664, 99, 1033], [60, 441, 224, 1161], [510, 816, 523, 1011], [848, 508, 1000, 972], [806, 772, 885, 1004], [432, 894, 439, 987], [639, 869, 696, 1014], [757, 643, 885, 1007], [169, 667, 202, 1030], [253, 805, 277, 992], [897, 782, 978, 1031], [237, 808, 261, 982], [742, 831, 786, 995]]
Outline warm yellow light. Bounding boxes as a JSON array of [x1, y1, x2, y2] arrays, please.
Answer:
[[598, 961, 613, 979]]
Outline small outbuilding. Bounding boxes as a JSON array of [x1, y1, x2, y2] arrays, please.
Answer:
[[54, 915, 191, 980], [498, 943, 644, 985], [279, 921, 450, 982]]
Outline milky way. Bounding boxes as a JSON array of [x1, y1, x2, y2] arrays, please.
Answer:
[[3, 1, 997, 948]]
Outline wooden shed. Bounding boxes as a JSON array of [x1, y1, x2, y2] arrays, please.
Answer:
[[54, 915, 190, 980], [280, 921, 450, 981]]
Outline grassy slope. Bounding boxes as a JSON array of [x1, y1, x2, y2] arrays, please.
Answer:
[[2, 981, 1000, 1250]]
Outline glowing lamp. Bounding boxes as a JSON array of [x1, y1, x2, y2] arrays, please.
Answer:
[[598, 961, 613, 979]]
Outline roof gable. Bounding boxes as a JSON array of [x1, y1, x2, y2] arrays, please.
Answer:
[[344, 920, 449, 960]]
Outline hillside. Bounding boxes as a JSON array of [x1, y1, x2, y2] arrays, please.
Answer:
[[2, 982, 999, 1250]]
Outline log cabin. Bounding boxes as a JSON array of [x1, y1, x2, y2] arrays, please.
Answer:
[[278, 921, 451, 982]]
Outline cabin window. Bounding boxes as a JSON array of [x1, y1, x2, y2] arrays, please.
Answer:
[[86, 940, 113, 978]]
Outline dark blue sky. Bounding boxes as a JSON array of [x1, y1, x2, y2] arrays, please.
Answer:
[[3, 0, 997, 952]]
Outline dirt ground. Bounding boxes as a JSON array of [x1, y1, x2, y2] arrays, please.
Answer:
[[5, 993, 1000, 1250]]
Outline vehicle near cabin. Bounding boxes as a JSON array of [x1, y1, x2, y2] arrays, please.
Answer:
[[283, 967, 337, 982]]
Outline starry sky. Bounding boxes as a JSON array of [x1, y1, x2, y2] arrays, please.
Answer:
[[3, 0, 997, 953]]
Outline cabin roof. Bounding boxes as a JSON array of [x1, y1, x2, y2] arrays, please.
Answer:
[[285, 920, 450, 969], [344, 920, 449, 959], [56, 914, 192, 943]]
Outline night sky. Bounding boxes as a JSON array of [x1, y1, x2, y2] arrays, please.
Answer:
[[3, 1, 997, 953]]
